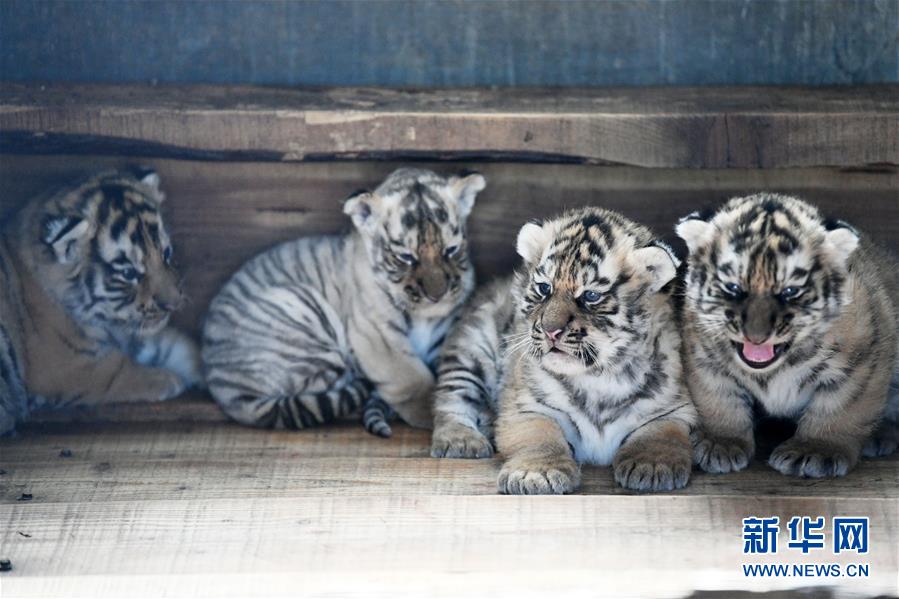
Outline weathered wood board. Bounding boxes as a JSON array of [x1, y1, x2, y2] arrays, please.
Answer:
[[2, 157, 896, 336], [1, 84, 898, 167], [3, 398, 899, 501], [1, 401, 897, 598]]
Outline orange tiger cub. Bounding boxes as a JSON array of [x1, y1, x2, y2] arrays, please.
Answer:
[[0, 168, 202, 434]]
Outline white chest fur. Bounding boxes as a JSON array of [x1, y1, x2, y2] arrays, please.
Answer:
[[408, 316, 452, 366], [735, 347, 848, 418], [750, 369, 813, 418], [531, 370, 651, 466]]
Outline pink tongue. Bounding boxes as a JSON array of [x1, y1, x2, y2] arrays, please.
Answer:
[[742, 342, 775, 363]]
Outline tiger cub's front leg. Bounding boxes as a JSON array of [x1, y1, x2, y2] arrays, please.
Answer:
[[863, 370, 899, 457], [496, 409, 580, 495], [688, 365, 756, 474], [769, 367, 893, 477], [431, 344, 497, 459], [350, 322, 435, 429], [431, 280, 512, 458], [77, 350, 187, 406], [613, 419, 692, 492], [132, 327, 205, 390]]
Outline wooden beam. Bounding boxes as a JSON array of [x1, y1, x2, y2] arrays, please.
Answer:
[[1, 84, 897, 167]]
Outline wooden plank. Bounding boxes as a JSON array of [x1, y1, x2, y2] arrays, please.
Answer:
[[2, 390, 896, 597], [3, 1, 897, 88], [1, 84, 897, 167], [2, 157, 896, 336], [1, 494, 896, 597], [2, 413, 897, 501]]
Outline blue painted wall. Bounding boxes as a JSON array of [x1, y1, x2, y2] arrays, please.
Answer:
[[2, 0, 896, 87]]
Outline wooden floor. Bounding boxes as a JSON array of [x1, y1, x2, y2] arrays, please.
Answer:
[[1, 396, 897, 598]]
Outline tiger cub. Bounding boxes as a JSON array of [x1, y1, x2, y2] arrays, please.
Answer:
[[0, 168, 203, 434], [432, 207, 696, 494], [677, 193, 899, 478], [202, 168, 485, 435]]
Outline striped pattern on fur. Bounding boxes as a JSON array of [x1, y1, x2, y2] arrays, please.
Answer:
[[202, 168, 485, 435], [677, 193, 899, 478]]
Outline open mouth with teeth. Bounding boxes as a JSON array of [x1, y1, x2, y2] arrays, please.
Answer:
[[732, 341, 788, 369]]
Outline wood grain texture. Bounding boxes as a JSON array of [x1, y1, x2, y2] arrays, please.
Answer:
[[1, 407, 897, 598], [2, 400, 899, 502], [2, 157, 896, 337], [1, 84, 897, 167], [1, 496, 895, 598]]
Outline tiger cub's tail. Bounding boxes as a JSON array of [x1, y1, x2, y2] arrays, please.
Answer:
[[225, 377, 372, 430]]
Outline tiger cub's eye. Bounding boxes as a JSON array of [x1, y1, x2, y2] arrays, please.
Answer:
[[780, 286, 802, 300], [443, 245, 459, 258], [397, 252, 417, 265], [535, 282, 551, 296], [722, 282, 744, 298], [581, 290, 601, 304], [121, 267, 141, 282]]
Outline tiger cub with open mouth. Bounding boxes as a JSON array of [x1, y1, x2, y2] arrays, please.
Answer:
[[677, 193, 899, 477], [432, 207, 696, 494]]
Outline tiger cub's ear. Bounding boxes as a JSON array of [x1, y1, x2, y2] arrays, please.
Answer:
[[516, 221, 551, 265], [42, 214, 91, 264], [823, 219, 860, 266], [125, 166, 165, 202], [675, 210, 716, 254], [632, 241, 680, 292], [343, 189, 382, 232], [448, 171, 486, 218]]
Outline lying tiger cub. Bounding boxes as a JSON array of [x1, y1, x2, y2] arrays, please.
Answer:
[[677, 193, 899, 477], [0, 169, 202, 435], [432, 207, 696, 493]]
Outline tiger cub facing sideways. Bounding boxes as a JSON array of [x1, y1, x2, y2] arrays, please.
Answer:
[[432, 207, 697, 493], [202, 168, 485, 436], [0, 169, 203, 435], [678, 194, 899, 478]]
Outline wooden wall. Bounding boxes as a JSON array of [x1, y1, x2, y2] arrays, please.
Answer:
[[2, 0, 896, 87], [2, 156, 896, 336]]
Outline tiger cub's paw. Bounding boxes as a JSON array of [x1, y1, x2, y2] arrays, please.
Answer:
[[167, 334, 205, 390], [769, 438, 856, 478], [693, 432, 753, 474], [148, 368, 190, 402], [862, 422, 899, 458], [135, 328, 205, 390], [431, 423, 494, 459], [614, 440, 691, 492], [497, 452, 580, 495]]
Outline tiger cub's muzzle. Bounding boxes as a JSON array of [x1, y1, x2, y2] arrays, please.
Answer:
[[137, 267, 184, 329], [408, 256, 460, 303]]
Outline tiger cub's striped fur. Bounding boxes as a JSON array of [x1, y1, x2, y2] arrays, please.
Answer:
[[677, 193, 899, 478], [432, 207, 696, 494], [202, 168, 485, 435], [0, 169, 202, 434]]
